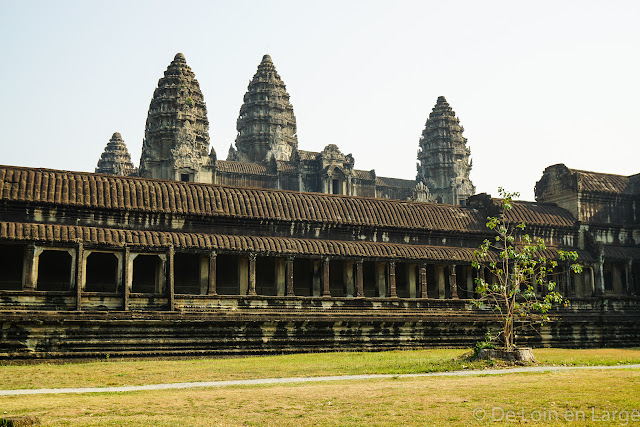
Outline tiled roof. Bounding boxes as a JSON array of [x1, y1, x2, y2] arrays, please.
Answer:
[[216, 160, 272, 175], [604, 245, 640, 261], [0, 221, 484, 262], [375, 176, 416, 189], [571, 169, 630, 194], [505, 202, 576, 228], [0, 165, 489, 232], [353, 169, 375, 180], [276, 161, 298, 173]]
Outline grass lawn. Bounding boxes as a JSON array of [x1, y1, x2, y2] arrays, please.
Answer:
[[1, 348, 639, 391], [1, 348, 640, 426], [2, 368, 639, 426]]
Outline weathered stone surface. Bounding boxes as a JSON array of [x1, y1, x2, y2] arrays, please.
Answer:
[[232, 54, 298, 163], [139, 53, 213, 182], [95, 132, 136, 176], [417, 96, 475, 205]]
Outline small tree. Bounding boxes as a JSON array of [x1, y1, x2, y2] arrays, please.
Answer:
[[471, 188, 582, 351]]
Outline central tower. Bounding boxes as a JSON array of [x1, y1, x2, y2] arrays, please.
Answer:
[[230, 55, 298, 163]]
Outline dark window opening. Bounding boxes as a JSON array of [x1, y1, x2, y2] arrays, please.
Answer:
[[332, 179, 341, 195], [85, 252, 118, 292], [175, 253, 203, 295], [132, 255, 161, 293], [37, 250, 72, 291], [396, 263, 410, 298], [180, 174, 190, 182], [216, 254, 239, 295], [329, 260, 345, 297], [293, 258, 313, 296], [256, 257, 276, 296], [0, 245, 24, 290], [362, 261, 377, 297]]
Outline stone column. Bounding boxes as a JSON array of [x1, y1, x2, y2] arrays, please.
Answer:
[[167, 245, 175, 311], [587, 265, 595, 296], [23, 243, 37, 291], [420, 264, 428, 299], [322, 257, 330, 297], [248, 253, 257, 296], [388, 261, 397, 298], [594, 247, 605, 295], [76, 242, 84, 311], [286, 256, 295, 296], [276, 257, 286, 296], [344, 261, 355, 297], [376, 262, 386, 297], [466, 266, 474, 298], [356, 260, 364, 297], [208, 252, 217, 295], [436, 265, 446, 299], [627, 260, 634, 295], [449, 264, 458, 299], [238, 256, 249, 295], [123, 246, 131, 311], [408, 264, 416, 298], [312, 260, 321, 297]]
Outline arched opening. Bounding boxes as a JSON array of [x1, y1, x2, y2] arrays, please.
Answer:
[[0, 245, 24, 290], [37, 250, 72, 291], [85, 252, 118, 292], [132, 254, 162, 293]]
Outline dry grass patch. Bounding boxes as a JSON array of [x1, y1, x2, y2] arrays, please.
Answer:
[[2, 368, 639, 426]]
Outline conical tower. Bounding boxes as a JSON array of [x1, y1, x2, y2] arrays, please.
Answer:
[[416, 96, 474, 205], [139, 53, 213, 182], [232, 54, 298, 163], [96, 132, 137, 176]]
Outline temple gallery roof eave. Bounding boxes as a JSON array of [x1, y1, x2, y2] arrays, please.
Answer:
[[0, 220, 590, 263]]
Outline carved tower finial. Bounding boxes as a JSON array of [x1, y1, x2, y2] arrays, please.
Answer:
[[231, 54, 298, 163], [416, 96, 475, 205], [96, 132, 137, 176], [139, 53, 213, 182]]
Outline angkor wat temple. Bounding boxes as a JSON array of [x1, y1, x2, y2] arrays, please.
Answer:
[[0, 53, 638, 358]]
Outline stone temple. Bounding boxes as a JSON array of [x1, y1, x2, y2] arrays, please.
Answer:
[[0, 53, 638, 358]]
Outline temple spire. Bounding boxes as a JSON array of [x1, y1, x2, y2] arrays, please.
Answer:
[[139, 53, 213, 182], [231, 54, 298, 163], [95, 132, 137, 176], [416, 96, 475, 205]]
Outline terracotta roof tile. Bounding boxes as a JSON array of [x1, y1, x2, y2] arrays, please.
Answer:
[[353, 169, 375, 180], [215, 160, 273, 175], [375, 176, 415, 189], [297, 150, 320, 161], [571, 169, 631, 194], [505, 202, 576, 228], [0, 165, 491, 232]]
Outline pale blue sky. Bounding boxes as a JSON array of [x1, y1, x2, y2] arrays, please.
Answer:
[[1, 0, 638, 200]]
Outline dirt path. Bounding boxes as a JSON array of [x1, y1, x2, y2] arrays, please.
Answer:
[[2, 364, 639, 396]]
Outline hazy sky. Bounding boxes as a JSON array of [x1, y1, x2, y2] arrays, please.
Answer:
[[1, 0, 638, 200]]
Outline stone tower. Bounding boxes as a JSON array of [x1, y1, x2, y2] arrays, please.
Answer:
[[230, 54, 298, 163], [139, 53, 214, 183], [95, 132, 137, 176], [416, 96, 475, 205]]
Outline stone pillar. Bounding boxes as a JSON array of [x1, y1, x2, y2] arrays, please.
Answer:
[[238, 256, 249, 295], [466, 266, 474, 299], [276, 257, 286, 296], [420, 264, 428, 298], [344, 261, 355, 297], [76, 242, 84, 311], [123, 246, 131, 311], [312, 260, 321, 297], [408, 264, 417, 298], [627, 260, 634, 295], [388, 261, 397, 298], [248, 253, 257, 296], [286, 256, 295, 296], [322, 257, 330, 297], [594, 247, 605, 295], [587, 265, 595, 296], [436, 265, 446, 299], [23, 243, 37, 291], [376, 262, 386, 297], [208, 252, 217, 295], [167, 245, 175, 311], [356, 260, 364, 297], [449, 264, 458, 299]]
